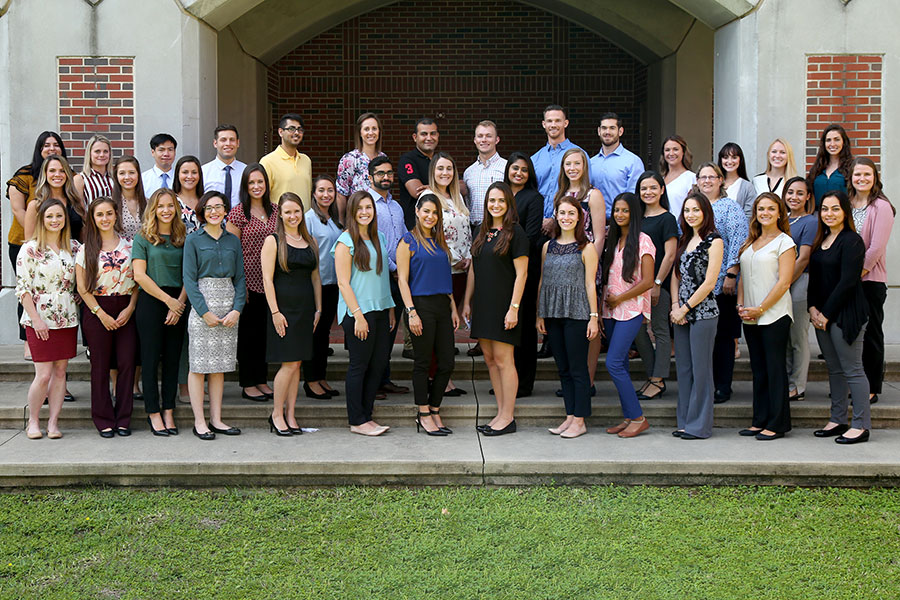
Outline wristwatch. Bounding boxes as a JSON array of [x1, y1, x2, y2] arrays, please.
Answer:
[[510, 303, 520, 309], [654, 278, 662, 286], [405, 306, 416, 314]]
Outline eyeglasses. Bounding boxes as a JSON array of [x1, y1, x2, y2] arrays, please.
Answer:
[[204, 204, 226, 213], [282, 126, 304, 134], [698, 175, 720, 181], [373, 170, 395, 178]]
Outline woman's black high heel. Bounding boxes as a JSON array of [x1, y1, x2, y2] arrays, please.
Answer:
[[147, 416, 170, 437], [416, 411, 448, 436], [268, 416, 293, 437], [430, 408, 452, 434], [304, 381, 331, 400]]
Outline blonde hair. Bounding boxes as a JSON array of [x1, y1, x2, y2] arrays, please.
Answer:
[[32, 199, 72, 252], [765, 138, 798, 179], [427, 152, 469, 217], [276, 193, 317, 272], [81, 134, 112, 176], [141, 188, 186, 247]]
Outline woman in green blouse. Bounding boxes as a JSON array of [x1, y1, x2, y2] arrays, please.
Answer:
[[133, 189, 188, 436]]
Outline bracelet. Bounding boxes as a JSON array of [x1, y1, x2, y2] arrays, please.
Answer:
[[90, 305, 100, 315], [272, 311, 281, 316], [589, 312, 599, 318], [351, 307, 361, 315]]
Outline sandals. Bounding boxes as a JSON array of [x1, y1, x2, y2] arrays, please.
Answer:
[[637, 380, 666, 400]]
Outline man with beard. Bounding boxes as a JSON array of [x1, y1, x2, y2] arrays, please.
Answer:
[[531, 105, 585, 235], [589, 112, 645, 218], [368, 156, 410, 397], [259, 113, 311, 209], [397, 118, 439, 229]]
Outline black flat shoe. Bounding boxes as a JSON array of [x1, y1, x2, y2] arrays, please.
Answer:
[[268, 416, 293, 437], [445, 388, 465, 397], [192, 426, 215, 440], [208, 423, 241, 435], [99, 429, 115, 438], [739, 428, 762, 437], [814, 424, 849, 438], [325, 388, 339, 397], [870, 394, 879, 404], [713, 389, 731, 404], [476, 424, 491, 433], [755, 431, 784, 441], [147, 417, 169, 437], [261, 391, 274, 400], [789, 391, 805, 401], [116, 427, 131, 437], [133, 392, 144, 401], [242, 390, 268, 402], [672, 430, 683, 437], [679, 432, 704, 440], [304, 382, 331, 400], [482, 420, 516, 436], [835, 429, 869, 445], [64, 392, 76, 402]]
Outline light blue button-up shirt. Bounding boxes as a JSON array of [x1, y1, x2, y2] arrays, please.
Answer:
[[368, 187, 406, 272], [589, 143, 646, 218], [531, 139, 586, 218]]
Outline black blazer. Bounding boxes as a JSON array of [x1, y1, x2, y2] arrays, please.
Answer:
[[808, 228, 868, 343]]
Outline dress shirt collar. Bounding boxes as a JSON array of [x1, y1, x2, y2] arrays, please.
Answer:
[[599, 142, 625, 158], [477, 152, 502, 167], [153, 164, 174, 178], [368, 187, 393, 204], [544, 138, 571, 152]]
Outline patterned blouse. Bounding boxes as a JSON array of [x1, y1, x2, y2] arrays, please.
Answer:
[[678, 232, 721, 323], [120, 201, 144, 241], [179, 197, 201, 234], [602, 232, 656, 321], [439, 195, 472, 274], [75, 237, 136, 296], [336, 149, 387, 197], [227, 203, 279, 294], [711, 196, 749, 294], [15, 239, 81, 329]]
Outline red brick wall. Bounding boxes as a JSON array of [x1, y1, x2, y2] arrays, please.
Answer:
[[57, 56, 135, 168], [806, 54, 882, 169], [267, 0, 648, 176]]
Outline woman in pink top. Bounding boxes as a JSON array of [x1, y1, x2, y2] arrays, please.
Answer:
[[848, 157, 895, 403], [601, 192, 656, 438]]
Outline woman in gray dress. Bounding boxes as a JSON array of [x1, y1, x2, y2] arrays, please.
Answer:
[[183, 191, 246, 440]]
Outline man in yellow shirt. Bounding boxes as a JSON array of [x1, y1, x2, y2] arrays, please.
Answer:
[[259, 113, 312, 209]]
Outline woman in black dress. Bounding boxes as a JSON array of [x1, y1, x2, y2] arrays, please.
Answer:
[[462, 182, 529, 436], [261, 192, 321, 436], [504, 152, 544, 397]]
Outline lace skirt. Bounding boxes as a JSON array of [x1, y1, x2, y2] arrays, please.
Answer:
[[188, 278, 238, 374]]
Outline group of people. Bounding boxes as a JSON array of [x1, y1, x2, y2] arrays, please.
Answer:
[[7, 106, 893, 445]]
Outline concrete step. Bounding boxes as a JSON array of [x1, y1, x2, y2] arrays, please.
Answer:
[[1, 425, 898, 488], [2, 343, 900, 382], [3, 379, 898, 430]]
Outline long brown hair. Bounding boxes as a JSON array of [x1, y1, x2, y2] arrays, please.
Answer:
[[34, 155, 85, 222], [275, 192, 317, 272], [411, 194, 450, 256], [111, 155, 147, 222], [345, 190, 383, 274], [739, 192, 791, 255], [807, 124, 853, 189], [812, 190, 855, 250], [674, 191, 717, 268], [552, 148, 591, 207], [848, 157, 895, 215], [141, 188, 186, 247], [472, 182, 519, 257], [551, 197, 588, 249], [659, 135, 693, 176], [311, 174, 342, 228], [82, 196, 123, 291]]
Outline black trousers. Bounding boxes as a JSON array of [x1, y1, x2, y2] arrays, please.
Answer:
[[712, 292, 741, 396], [743, 315, 792, 433], [303, 284, 339, 382], [343, 309, 392, 425], [237, 290, 269, 388], [380, 275, 403, 385], [513, 260, 540, 394], [136, 287, 187, 413], [862, 281, 886, 395], [546, 318, 592, 417], [9, 243, 25, 341], [410, 295, 455, 407]]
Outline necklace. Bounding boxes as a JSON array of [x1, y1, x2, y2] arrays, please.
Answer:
[[486, 227, 502, 243], [285, 232, 303, 242]]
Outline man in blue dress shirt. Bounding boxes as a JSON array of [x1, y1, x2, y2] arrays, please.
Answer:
[[589, 112, 646, 218], [530, 105, 586, 235]]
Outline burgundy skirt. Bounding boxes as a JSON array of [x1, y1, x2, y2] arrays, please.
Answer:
[[26, 326, 77, 362]]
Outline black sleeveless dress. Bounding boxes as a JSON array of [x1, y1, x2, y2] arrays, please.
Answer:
[[266, 237, 317, 362]]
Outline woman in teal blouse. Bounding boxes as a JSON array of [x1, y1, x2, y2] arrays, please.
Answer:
[[332, 190, 395, 436], [133, 188, 188, 436], [182, 191, 246, 440]]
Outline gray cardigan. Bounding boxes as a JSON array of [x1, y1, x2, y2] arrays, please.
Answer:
[[728, 178, 757, 219]]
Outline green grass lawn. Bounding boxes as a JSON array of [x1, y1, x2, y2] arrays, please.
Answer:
[[0, 486, 898, 599]]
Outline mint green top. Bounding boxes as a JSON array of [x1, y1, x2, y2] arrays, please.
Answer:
[[331, 230, 394, 321], [132, 233, 184, 289]]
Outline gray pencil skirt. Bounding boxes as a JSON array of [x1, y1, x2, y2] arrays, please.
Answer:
[[188, 277, 238, 374]]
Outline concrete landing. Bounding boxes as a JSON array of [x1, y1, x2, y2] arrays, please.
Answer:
[[1, 426, 898, 488]]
